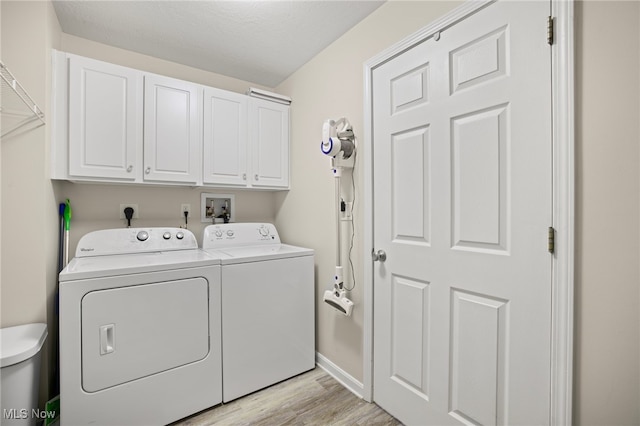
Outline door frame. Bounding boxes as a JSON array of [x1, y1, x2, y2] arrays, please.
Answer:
[[362, 1, 575, 424]]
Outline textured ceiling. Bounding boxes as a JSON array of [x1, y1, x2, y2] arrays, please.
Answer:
[[52, 1, 385, 87]]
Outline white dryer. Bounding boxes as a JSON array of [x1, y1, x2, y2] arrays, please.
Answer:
[[59, 228, 222, 425], [202, 223, 315, 402]]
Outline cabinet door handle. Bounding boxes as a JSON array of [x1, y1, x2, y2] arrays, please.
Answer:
[[254, 174, 259, 181], [127, 165, 133, 173], [145, 167, 151, 174], [242, 173, 247, 180]]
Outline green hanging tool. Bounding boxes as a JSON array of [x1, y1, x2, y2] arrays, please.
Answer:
[[63, 199, 72, 266]]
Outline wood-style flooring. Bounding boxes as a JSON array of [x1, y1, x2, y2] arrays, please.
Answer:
[[173, 368, 402, 426]]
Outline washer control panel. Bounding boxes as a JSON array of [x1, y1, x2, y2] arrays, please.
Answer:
[[76, 228, 198, 257], [202, 223, 281, 248]]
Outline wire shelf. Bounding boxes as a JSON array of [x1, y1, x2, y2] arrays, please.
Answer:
[[1, 61, 46, 138]]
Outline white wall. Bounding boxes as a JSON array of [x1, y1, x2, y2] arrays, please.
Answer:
[[1, 0, 61, 405], [574, 1, 640, 424], [59, 184, 276, 255]]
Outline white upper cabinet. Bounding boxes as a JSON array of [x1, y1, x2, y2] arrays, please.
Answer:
[[52, 51, 290, 189], [144, 75, 201, 184], [202, 88, 248, 186], [249, 98, 289, 189], [67, 54, 142, 181]]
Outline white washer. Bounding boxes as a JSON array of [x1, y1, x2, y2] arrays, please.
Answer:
[[202, 223, 315, 402], [59, 228, 222, 425]]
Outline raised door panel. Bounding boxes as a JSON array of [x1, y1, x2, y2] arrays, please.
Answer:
[[203, 88, 248, 186], [144, 75, 201, 184], [249, 98, 289, 188], [68, 55, 142, 180]]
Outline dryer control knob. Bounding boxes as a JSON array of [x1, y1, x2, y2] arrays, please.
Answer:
[[176, 231, 185, 240], [226, 230, 235, 237], [215, 230, 223, 238], [137, 231, 149, 241], [163, 232, 171, 240], [258, 226, 269, 236]]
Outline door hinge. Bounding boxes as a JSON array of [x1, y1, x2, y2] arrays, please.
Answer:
[[547, 16, 554, 45], [548, 226, 555, 254]]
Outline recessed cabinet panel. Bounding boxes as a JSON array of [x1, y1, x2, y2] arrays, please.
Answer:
[[249, 98, 289, 188], [68, 55, 141, 180], [203, 88, 248, 186], [144, 75, 201, 184]]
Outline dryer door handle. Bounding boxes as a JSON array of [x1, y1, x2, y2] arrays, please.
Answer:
[[100, 324, 115, 355]]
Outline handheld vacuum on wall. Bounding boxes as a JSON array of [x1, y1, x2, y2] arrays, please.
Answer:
[[321, 118, 355, 316]]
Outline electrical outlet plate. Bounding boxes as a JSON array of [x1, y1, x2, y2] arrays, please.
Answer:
[[181, 204, 191, 218], [119, 204, 139, 219]]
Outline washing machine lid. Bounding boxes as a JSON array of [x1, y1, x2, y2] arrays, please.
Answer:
[[202, 223, 313, 264], [207, 244, 314, 265], [60, 249, 220, 281]]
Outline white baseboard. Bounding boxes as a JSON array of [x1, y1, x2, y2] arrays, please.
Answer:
[[315, 352, 364, 399]]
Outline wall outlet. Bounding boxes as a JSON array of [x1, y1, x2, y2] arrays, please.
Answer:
[[181, 204, 191, 218], [119, 204, 139, 219]]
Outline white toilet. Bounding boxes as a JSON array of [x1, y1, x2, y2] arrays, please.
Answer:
[[0, 323, 48, 426]]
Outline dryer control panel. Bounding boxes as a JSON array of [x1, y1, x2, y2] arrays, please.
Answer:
[[202, 223, 281, 248], [75, 228, 198, 257]]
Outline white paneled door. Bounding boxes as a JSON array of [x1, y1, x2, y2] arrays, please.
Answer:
[[372, 1, 552, 425]]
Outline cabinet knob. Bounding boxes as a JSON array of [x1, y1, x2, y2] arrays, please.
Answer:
[[127, 165, 133, 173], [242, 173, 247, 180], [145, 167, 151, 174], [254, 174, 259, 181]]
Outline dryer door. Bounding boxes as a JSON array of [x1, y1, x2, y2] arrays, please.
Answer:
[[81, 278, 209, 392]]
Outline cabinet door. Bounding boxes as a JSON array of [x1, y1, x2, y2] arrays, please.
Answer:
[[144, 75, 201, 184], [249, 98, 289, 188], [203, 88, 248, 186], [68, 55, 142, 180]]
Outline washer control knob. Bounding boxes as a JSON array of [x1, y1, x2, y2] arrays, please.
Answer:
[[258, 226, 269, 236], [136, 231, 149, 241], [176, 231, 185, 240], [215, 230, 223, 238], [226, 230, 235, 237], [163, 232, 171, 240]]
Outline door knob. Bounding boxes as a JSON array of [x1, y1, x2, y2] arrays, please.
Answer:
[[372, 249, 387, 262]]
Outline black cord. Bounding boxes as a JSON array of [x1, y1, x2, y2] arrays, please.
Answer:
[[184, 210, 189, 228]]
